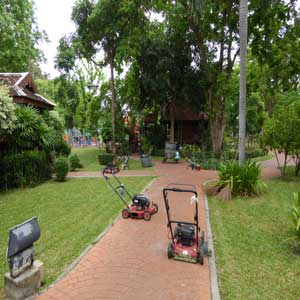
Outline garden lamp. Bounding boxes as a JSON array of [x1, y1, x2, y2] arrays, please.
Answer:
[[6, 217, 41, 278]]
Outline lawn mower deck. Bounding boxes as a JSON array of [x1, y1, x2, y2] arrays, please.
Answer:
[[103, 166, 158, 221]]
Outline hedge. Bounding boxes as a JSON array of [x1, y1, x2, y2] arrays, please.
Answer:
[[0, 150, 51, 190]]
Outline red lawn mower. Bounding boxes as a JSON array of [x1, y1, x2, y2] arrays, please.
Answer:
[[102, 166, 158, 221], [163, 183, 207, 264]]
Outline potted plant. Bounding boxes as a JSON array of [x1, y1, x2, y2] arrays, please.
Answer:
[[140, 138, 153, 167]]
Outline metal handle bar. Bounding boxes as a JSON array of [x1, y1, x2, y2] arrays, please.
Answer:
[[163, 187, 198, 197], [168, 220, 198, 227], [166, 183, 197, 191]]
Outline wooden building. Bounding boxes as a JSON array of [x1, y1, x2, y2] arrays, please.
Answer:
[[0, 72, 55, 110], [144, 102, 208, 145]]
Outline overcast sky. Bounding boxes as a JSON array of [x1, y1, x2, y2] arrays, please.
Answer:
[[35, 0, 76, 78]]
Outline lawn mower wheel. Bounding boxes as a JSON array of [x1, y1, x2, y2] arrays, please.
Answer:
[[122, 209, 130, 219], [143, 211, 151, 221]]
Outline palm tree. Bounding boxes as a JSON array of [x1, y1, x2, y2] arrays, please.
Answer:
[[239, 0, 248, 165]]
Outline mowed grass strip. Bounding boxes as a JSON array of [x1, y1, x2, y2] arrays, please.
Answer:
[[0, 176, 154, 299], [209, 177, 300, 300], [71, 147, 146, 171], [71, 147, 101, 171]]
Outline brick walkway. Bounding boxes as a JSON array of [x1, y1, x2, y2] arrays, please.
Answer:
[[38, 158, 281, 300]]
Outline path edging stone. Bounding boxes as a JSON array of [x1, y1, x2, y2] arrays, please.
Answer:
[[203, 180, 221, 300], [37, 177, 157, 297]]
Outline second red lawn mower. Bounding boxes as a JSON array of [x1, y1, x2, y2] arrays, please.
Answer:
[[102, 165, 158, 221], [163, 183, 207, 264]]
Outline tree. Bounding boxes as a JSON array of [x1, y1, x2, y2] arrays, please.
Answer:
[[122, 6, 207, 145], [262, 103, 300, 176], [238, 0, 248, 165], [182, 0, 297, 154], [36, 76, 80, 129], [0, 85, 16, 136], [66, 0, 147, 153], [0, 0, 46, 72]]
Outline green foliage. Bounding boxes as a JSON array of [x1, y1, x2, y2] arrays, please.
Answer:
[[180, 144, 201, 158], [291, 192, 300, 244], [0, 0, 46, 72], [54, 140, 71, 157], [54, 156, 69, 182], [217, 161, 264, 197], [262, 102, 300, 175], [69, 154, 82, 171], [98, 153, 116, 165], [8, 106, 55, 151], [99, 119, 112, 143], [0, 150, 51, 190], [0, 85, 16, 135], [141, 137, 152, 154]]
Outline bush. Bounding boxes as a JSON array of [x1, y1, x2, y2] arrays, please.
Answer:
[[54, 140, 71, 156], [98, 153, 116, 165], [54, 156, 69, 181], [180, 144, 201, 158], [217, 161, 264, 196], [0, 84, 16, 135], [190, 151, 220, 170], [291, 192, 300, 247], [0, 150, 51, 189], [69, 154, 82, 171]]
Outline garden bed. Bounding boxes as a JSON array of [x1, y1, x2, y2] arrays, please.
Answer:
[[0, 176, 154, 298], [209, 177, 300, 299]]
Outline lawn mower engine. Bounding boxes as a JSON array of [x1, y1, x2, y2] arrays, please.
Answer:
[[132, 194, 150, 210], [174, 224, 195, 246]]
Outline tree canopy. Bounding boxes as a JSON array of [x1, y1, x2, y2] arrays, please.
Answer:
[[0, 0, 46, 72]]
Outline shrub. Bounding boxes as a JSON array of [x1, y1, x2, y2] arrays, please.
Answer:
[[54, 140, 71, 156], [69, 154, 82, 171], [0, 150, 51, 189], [54, 156, 69, 181], [217, 161, 264, 196], [291, 192, 300, 241], [9, 106, 55, 151], [180, 144, 201, 158], [0, 84, 16, 135], [98, 153, 116, 165]]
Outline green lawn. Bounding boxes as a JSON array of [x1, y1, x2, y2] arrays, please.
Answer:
[[71, 147, 101, 171], [209, 176, 300, 300], [71, 147, 148, 171], [0, 176, 154, 299], [250, 153, 273, 163]]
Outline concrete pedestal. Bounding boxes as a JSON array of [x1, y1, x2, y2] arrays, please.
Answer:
[[4, 260, 44, 300]]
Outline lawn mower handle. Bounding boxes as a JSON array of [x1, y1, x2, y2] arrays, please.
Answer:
[[163, 186, 199, 244], [163, 187, 198, 198], [166, 183, 197, 191]]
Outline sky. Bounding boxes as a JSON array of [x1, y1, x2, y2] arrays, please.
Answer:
[[35, 0, 76, 78]]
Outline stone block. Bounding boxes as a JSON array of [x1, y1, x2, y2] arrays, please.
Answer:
[[4, 260, 43, 300]]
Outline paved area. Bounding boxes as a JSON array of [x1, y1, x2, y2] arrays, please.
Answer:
[[39, 157, 283, 300], [39, 162, 217, 300]]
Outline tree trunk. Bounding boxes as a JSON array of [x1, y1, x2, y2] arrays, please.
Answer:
[[109, 50, 116, 154], [238, 0, 248, 166], [209, 90, 225, 157], [210, 112, 225, 157], [170, 105, 175, 143]]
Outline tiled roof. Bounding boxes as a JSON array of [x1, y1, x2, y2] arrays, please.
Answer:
[[0, 72, 55, 109], [0, 72, 27, 86]]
